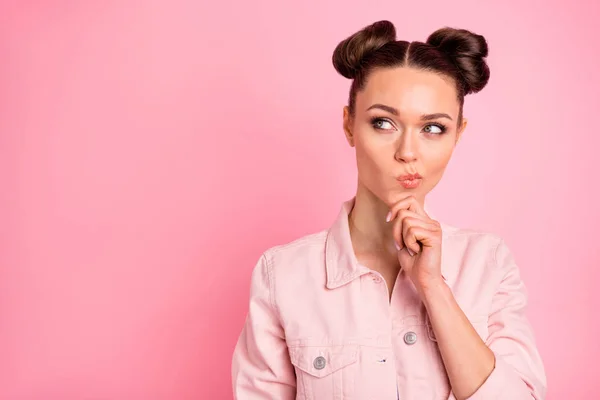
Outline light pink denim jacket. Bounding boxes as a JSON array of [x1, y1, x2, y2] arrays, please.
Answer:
[[232, 197, 547, 399]]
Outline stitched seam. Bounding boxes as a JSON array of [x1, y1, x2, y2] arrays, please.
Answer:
[[445, 230, 492, 239], [267, 231, 327, 256], [264, 252, 287, 327], [493, 237, 503, 269], [288, 343, 362, 348]]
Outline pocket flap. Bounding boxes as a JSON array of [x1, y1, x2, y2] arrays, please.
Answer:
[[288, 344, 358, 378]]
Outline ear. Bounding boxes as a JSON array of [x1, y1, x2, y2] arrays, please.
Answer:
[[343, 106, 355, 147], [456, 117, 468, 145]]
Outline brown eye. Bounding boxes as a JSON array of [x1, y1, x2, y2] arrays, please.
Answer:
[[371, 118, 394, 131], [424, 124, 446, 135]]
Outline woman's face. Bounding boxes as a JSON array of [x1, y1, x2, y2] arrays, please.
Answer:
[[343, 67, 467, 207]]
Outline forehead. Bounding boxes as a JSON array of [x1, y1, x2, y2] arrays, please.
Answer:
[[357, 67, 459, 117]]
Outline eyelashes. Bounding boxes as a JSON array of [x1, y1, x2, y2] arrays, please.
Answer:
[[369, 117, 448, 135]]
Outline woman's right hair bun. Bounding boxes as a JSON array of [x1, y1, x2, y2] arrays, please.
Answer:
[[332, 20, 397, 80], [426, 27, 490, 94]]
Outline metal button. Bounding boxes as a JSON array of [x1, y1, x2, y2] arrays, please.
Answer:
[[313, 356, 327, 370], [404, 331, 417, 345]]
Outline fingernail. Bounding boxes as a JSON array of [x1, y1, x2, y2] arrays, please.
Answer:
[[407, 248, 415, 257], [385, 211, 392, 222], [395, 241, 401, 251]]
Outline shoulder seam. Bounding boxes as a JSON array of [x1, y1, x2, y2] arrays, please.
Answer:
[[493, 236, 504, 269], [262, 252, 284, 326], [267, 231, 327, 256]]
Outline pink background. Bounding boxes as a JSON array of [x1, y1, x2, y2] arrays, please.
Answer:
[[1, 1, 598, 399]]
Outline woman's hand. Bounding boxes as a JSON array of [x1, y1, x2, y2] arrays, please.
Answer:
[[386, 194, 444, 293]]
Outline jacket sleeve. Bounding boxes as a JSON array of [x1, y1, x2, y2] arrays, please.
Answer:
[[231, 253, 296, 399], [452, 238, 547, 399]]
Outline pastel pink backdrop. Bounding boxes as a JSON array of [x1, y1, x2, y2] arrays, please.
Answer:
[[1, 1, 598, 399]]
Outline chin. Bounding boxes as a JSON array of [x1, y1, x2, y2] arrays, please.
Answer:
[[387, 187, 425, 203], [379, 190, 405, 206]]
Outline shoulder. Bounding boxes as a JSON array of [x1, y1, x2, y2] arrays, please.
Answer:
[[258, 229, 329, 276], [440, 223, 526, 315], [263, 229, 328, 259], [247, 229, 328, 298], [439, 222, 513, 281], [441, 221, 503, 251]]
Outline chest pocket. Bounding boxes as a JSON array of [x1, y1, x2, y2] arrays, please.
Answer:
[[288, 344, 358, 400]]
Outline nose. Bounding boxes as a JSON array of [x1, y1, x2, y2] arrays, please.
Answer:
[[394, 131, 418, 163]]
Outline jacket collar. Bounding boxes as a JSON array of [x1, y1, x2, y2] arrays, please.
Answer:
[[325, 196, 450, 289]]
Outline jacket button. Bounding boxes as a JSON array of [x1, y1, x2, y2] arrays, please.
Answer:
[[404, 331, 417, 345], [313, 356, 327, 370]]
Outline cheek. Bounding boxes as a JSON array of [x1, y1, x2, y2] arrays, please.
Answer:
[[429, 154, 451, 170], [355, 140, 394, 175], [422, 147, 454, 177]]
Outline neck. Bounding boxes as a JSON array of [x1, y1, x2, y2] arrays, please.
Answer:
[[348, 185, 425, 257]]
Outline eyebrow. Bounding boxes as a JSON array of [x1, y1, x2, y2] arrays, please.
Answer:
[[366, 103, 453, 121]]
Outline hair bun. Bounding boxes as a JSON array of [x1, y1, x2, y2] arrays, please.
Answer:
[[426, 27, 490, 94], [332, 20, 396, 79]]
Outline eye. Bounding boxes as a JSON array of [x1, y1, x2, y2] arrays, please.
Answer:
[[423, 123, 447, 135], [370, 117, 395, 131]]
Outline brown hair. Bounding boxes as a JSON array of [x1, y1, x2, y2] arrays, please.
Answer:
[[332, 20, 490, 127]]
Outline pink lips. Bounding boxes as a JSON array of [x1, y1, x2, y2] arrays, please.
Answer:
[[398, 173, 422, 181], [397, 173, 422, 189]]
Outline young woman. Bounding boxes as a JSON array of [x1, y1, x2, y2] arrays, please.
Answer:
[[231, 20, 547, 400]]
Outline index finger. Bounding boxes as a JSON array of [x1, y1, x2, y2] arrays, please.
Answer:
[[385, 195, 427, 223]]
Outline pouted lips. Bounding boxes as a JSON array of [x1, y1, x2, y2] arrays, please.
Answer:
[[397, 173, 422, 181], [397, 173, 422, 189]]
